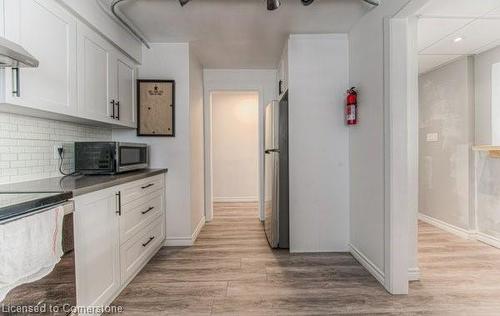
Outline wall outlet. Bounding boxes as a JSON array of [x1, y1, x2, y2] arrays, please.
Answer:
[[54, 144, 63, 159], [426, 133, 439, 142]]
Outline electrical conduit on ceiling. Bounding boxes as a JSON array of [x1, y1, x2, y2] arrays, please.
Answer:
[[99, 0, 381, 49]]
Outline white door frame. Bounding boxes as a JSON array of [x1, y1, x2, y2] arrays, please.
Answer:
[[204, 87, 265, 222], [384, 0, 430, 294]]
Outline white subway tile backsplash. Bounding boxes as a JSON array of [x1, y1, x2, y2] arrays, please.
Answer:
[[1, 153, 17, 161], [0, 112, 112, 184]]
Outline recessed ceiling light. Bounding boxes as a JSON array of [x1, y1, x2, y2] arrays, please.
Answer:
[[454, 37, 464, 43]]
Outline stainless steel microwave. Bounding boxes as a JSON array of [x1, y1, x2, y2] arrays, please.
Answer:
[[75, 142, 148, 175]]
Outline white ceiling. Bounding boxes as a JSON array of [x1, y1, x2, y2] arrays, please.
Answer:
[[116, 0, 370, 69], [418, 0, 500, 74]]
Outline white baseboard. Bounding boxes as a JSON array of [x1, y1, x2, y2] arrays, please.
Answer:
[[418, 213, 500, 250], [192, 215, 205, 243], [164, 236, 193, 247], [165, 215, 205, 247], [349, 243, 385, 285], [408, 267, 420, 281], [475, 231, 500, 249], [213, 196, 258, 203], [418, 213, 473, 239]]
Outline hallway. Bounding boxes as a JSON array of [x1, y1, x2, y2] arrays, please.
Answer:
[[111, 203, 500, 315]]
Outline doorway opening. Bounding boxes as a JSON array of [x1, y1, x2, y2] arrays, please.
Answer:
[[411, 0, 500, 299], [386, 0, 500, 296], [209, 91, 261, 222]]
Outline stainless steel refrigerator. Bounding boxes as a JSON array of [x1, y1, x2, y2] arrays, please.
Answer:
[[264, 92, 289, 248]]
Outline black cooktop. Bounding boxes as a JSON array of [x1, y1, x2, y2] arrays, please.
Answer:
[[0, 191, 73, 224]]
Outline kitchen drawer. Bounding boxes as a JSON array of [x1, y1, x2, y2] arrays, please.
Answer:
[[120, 218, 165, 284], [120, 175, 164, 205], [120, 189, 164, 244]]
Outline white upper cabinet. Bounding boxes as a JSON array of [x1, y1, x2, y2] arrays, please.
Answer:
[[278, 43, 288, 97], [108, 54, 136, 128], [0, 0, 138, 128], [77, 21, 136, 128], [77, 21, 115, 123], [2, 0, 77, 114]]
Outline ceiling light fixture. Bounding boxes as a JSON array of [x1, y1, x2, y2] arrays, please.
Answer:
[[267, 0, 281, 10], [453, 37, 464, 43], [301, 0, 314, 5], [179, 0, 191, 7]]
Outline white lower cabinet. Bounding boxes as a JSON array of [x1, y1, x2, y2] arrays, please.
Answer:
[[120, 219, 165, 284], [73, 187, 121, 311], [73, 175, 166, 314]]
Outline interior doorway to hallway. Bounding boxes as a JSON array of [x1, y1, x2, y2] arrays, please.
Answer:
[[209, 91, 260, 220]]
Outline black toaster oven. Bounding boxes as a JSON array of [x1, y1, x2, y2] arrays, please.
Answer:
[[75, 142, 148, 175]]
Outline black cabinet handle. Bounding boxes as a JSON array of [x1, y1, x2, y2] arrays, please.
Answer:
[[12, 68, 20, 97], [116, 101, 120, 120], [141, 183, 154, 189], [116, 191, 122, 216], [142, 236, 155, 247], [278, 80, 283, 95], [265, 149, 280, 154], [142, 206, 154, 215], [110, 100, 116, 118]]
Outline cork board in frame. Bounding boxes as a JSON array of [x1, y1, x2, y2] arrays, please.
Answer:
[[137, 80, 175, 137]]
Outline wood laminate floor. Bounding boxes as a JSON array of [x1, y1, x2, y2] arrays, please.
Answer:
[[111, 203, 500, 315]]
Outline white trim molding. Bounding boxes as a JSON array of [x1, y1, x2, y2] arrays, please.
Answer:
[[418, 213, 474, 239], [408, 267, 420, 281], [213, 197, 258, 203], [165, 216, 206, 246], [475, 232, 500, 249], [164, 236, 192, 247], [349, 244, 385, 285], [192, 215, 206, 243], [418, 213, 500, 250]]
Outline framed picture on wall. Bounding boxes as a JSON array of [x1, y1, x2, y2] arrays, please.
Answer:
[[137, 80, 175, 137]]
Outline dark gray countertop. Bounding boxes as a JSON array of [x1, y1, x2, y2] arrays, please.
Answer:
[[0, 168, 168, 196], [0, 168, 167, 224]]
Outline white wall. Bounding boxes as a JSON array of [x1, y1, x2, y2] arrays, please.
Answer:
[[189, 49, 205, 232], [475, 45, 500, 145], [287, 34, 350, 252], [418, 57, 474, 230], [474, 46, 500, 243], [203, 69, 277, 220], [113, 43, 203, 244], [476, 154, 500, 240], [212, 91, 259, 202], [348, 0, 412, 280]]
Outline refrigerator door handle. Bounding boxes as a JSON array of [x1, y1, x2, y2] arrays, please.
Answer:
[[265, 149, 280, 154]]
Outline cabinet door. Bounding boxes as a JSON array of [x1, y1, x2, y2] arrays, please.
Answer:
[[3, 0, 77, 114], [278, 45, 288, 96], [115, 55, 136, 127], [281, 45, 288, 93], [77, 22, 115, 123], [277, 58, 284, 95], [74, 188, 121, 310]]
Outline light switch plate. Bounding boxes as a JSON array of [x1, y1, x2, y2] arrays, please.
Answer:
[[426, 133, 439, 142]]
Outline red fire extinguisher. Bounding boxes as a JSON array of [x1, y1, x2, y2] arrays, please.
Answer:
[[345, 87, 357, 126]]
